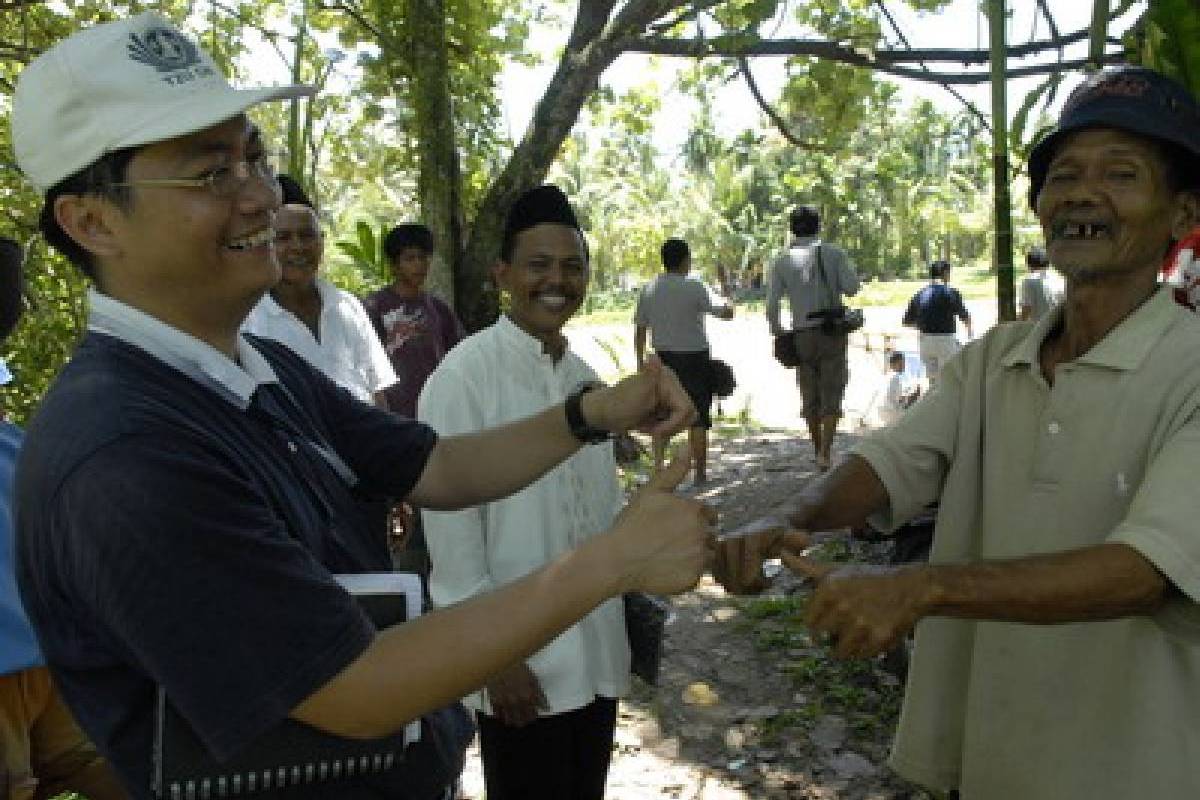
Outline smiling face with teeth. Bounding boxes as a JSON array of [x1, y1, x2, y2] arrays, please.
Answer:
[[60, 115, 282, 351], [1036, 128, 1199, 284], [494, 222, 589, 360], [274, 204, 322, 291]]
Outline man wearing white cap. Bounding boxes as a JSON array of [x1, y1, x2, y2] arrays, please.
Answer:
[[10, 14, 710, 799]]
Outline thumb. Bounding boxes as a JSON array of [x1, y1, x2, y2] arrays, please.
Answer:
[[780, 551, 835, 582], [645, 446, 690, 493], [642, 353, 664, 380]]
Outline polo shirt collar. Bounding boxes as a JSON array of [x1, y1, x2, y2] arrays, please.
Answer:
[[87, 288, 278, 410], [791, 235, 819, 247], [1001, 286, 1177, 372]]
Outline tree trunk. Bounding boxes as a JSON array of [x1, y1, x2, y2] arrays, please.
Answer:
[[989, 0, 1015, 321], [455, 48, 628, 329], [453, 0, 674, 330], [406, 0, 464, 307]]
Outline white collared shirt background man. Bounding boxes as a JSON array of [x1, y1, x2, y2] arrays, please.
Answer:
[[243, 203, 396, 406]]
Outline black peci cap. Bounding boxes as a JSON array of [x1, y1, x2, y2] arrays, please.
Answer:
[[504, 185, 580, 236], [500, 184, 584, 261], [1027, 66, 1200, 208]]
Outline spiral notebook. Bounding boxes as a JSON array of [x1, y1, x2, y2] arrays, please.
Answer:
[[151, 572, 423, 800]]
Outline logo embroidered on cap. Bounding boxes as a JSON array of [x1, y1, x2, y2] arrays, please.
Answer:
[[127, 26, 215, 85]]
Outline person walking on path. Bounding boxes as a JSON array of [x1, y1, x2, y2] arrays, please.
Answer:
[[902, 259, 973, 384], [1019, 245, 1063, 322], [720, 66, 1200, 800], [766, 205, 861, 470], [634, 238, 733, 486]]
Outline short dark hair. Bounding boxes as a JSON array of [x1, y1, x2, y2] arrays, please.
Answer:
[[384, 224, 434, 260], [930, 259, 951, 279], [38, 147, 139, 283], [790, 206, 820, 237], [277, 173, 314, 208], [1026, 246, 1049, 269], [661, 238, 689, 271]]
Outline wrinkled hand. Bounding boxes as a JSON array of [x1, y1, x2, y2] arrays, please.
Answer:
[[713, 520, 810, 595], [783, 553, 934, 659], [610, 451, 715, 596], [486, 662, 548, 728], [585, 356, 695, 440]]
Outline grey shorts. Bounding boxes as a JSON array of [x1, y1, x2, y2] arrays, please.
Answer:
[[791, 328, 849, 417]]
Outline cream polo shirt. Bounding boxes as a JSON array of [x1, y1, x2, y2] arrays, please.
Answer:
[[243, 277, 397, 404], [854, 288, 1200, 800], [418, 315, 630, 716]]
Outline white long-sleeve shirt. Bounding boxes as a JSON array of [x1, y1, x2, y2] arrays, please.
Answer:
[[418, 315, 630, 715], [243, 278, 396, 404]]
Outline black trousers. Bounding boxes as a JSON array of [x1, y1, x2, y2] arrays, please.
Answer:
[[475, 697, 618, 800]]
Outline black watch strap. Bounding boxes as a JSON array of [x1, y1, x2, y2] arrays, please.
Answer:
[[565, 382, 610, 445]]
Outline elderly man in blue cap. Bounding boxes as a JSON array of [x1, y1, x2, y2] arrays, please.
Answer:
[[719, 66, 1200, 799]]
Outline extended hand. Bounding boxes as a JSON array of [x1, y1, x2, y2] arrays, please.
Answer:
[[713, 520, 810, 595], [610, 451, 715, 596], [783, 553, 934, 659], [486, 662, 548, 728], [585, 356, 695, 440]]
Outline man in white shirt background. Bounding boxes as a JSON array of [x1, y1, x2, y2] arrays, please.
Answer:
[[1018, 245, 1063, 322], [420, 185, 638, 800], [243, 197, 397, 406]]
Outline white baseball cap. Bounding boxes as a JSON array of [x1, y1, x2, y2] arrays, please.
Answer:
[[13, 12, 314, 192]]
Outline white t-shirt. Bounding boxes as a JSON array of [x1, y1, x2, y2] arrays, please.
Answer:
[[242, 277, 396, 404], [1019, 269, 1063, 322], [419, 315, 630, 716], [878, 371, 914, 426]]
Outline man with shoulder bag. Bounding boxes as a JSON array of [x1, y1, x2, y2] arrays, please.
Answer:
[[767, 205, 861, 470]]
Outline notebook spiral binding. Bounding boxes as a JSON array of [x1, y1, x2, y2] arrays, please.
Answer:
[[167, 751, 399, 799]]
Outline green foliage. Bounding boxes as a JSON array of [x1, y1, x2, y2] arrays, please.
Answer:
[[1126, 0, 1200, 97], [334, 220, 391, 287]]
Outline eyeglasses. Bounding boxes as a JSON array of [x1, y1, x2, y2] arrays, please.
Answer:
[[111, 151, 281, 199]]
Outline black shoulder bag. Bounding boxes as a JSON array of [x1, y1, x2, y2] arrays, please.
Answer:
[[806, 245, 864, 336]]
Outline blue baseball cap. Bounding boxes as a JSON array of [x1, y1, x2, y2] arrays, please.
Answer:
[[1027, 66, 1200, 208]]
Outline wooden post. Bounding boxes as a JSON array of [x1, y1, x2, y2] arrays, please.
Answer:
[[988, 0, 1016, 322]]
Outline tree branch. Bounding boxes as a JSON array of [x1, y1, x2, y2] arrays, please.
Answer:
[[622, 35, 1123, 85], [316, 0, 402, 53], [625, 27, 1098, 65], [736, 56, 827, 152], [568, 0, 619, 50], [872, 0, 990, 131]]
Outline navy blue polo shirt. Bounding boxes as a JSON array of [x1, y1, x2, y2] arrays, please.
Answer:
[[903, 282, 970, 335], [15, 328, 438, 797]]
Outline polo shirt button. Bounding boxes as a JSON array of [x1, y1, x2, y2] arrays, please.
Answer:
[[1047, 422, 1061, 435]]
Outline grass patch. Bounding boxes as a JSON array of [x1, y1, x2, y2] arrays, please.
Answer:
[[738, 595, 807, 620], [757, 709, 813, 744]]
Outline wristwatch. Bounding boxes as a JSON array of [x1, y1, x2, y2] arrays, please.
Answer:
[[565, 381, 611, 445]]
